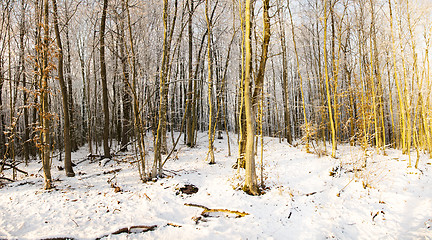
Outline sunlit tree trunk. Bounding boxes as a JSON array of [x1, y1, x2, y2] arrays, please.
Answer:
[[205, 0, 215, 164], [243, 0, 258, 196], [388, 0, 407, 156], [323, 0, 337, 158]]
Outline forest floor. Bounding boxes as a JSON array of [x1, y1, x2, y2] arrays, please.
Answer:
[[1, 132, 432, 239]]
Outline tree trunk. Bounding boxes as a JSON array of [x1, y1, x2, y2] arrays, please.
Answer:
[[64, 3, 78, 151], [119, 8, 132, 151], [323, 0, 337, 158], [52, 0, 75, 177], [19, 0, 30, 164], [100, 0, 110, 158], [278, 3, 292, 145], [41, 0, 53, 189], [153, 0, 170, 178], [186, 0, 195, 147], [287, 0, 310, 152], [243, 0, 258, 196], [205, 0, 215, 164], [123, 0, 147, 180]]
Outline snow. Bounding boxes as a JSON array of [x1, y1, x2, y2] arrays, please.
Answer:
[[0, 132, 431, 239]]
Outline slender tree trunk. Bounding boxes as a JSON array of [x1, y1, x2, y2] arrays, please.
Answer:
[[52, 0, 75, 177], [277, 0, 292, 145], [0, 61, 4, 158], [100, 0, 110, 158], [237, 0, 247, 167], [119, 7, 132, 151], [205, 0, 215, 164], [78, 37, 93, 156], [186, 0, 195, 147], [153, 0, 169, 178], [64, 2, 77, 151], [18, 0, 30, 164], [389, 0, 407, 155], [123, 0, 147, 180], [287, 0, 310, 152], [41, 0, 53, 189], [323, 0, 337, 158], [243, 0, 258, 196], [7, 8, 17, 180]]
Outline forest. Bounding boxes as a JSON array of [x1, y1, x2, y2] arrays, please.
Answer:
[[0, 0, 432, 239]]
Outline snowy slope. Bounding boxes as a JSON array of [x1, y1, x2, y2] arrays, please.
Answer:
[[0, 133, 431, 239]]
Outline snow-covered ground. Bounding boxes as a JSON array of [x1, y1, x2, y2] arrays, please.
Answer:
[[1, 132, 431, 239]]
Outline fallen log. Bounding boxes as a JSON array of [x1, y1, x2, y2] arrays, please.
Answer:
[[96, 225, 157, 240]]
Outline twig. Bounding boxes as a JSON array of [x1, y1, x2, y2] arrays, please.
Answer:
[[70, 218, 79, 227], [337, 178, 355, 197]]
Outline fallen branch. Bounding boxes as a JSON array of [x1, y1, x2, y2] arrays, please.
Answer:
[[40, 237, 75, 240], [75, 153, 102, 165], [1, 163, 28, 175], [103, 168, 122, 175], [76, 158, 89, 165], [96, 225, 157, 240], [0, 176, 14, 182], [166, 223, 182, 228], [337, 178, 355, 197], [185, 203, 249, 218], [15, 180, 39, 186], [305, 192, 317, 196], [80, 168, 122, 180], [163, 169, 180, 176], [113, 137, 136, 154]]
